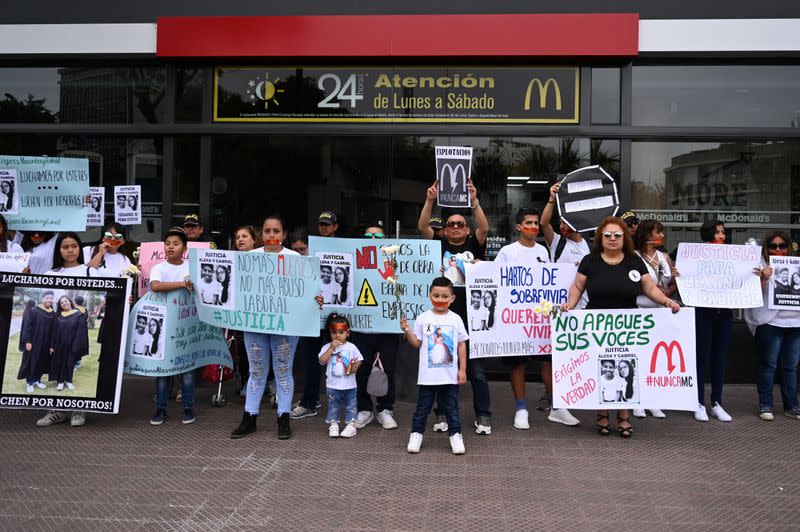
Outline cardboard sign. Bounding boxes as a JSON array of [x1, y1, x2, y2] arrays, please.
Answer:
[[137, 241, 211, 296], [675, 243, 762, 308], [768, 255, 800, 309], [556, 165, 619, 233], [87, 186, 105, 227], [0, 252, 30, 273], [435, 146, 473, 208], [113, 185, 141, 225]]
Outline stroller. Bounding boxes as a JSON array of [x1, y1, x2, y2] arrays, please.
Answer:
[[202, 330, 239, 407]]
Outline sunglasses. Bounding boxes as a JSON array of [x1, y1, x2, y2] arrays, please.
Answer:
[[364, 232, 385, 238], [446, 221, 467, 228], [768, 242, 789, 250], [602, 231, 624, 239], [104, 232, 124, 239]]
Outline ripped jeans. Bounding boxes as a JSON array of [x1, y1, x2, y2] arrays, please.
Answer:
[[244, 332, 299, 416]]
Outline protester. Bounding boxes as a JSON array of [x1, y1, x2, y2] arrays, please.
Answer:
[[317, 210, 338, 237], [183, 213, 217, 248], [353, 223, 400, 431], [428, 216, 445, 239], [289, 227, 309, 255], [417, 178, 492, 435], [84, 223, 132, 277], [148, 227, 197, 426], [0, 214, 23, 254], [319, 313, 363, 438], [234, 225, 261, 251], [744, 231, 800, 421], [401, 277, 468, 454], [18, 294, 54, 393], [21, 230, 58, 274], [620, 211, 640, 235], [632, 219, 677, 419], [537, 182, 589, 421], [230, 225, 261, 399], [564, 216, 680, 437]]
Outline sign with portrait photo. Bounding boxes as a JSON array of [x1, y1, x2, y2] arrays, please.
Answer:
[[315, 251, 355, 308], [113, 185, 141, 225], [552, 308, 698, 411], [556, 165, 619, 233], [768, 255, 800, 309], [87, 186, 105, 227], [435, 146, 472, 208], [0, 168, 19, 215], [675, 243, 762, 308], [0, 273, 131, 414]]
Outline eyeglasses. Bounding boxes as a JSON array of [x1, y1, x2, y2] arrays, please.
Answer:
[[446, 221, 467, 228], [602, 231, 624, 239], [768, 242, 789, 250], [364, 232, 385, 238], [104, 232, 124, 239]]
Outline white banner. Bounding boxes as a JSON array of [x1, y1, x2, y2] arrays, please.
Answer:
[[768, 255, 800, 309], [675, 243, 761, 308], [0, 252, 30, 273], [465, 261, 576, 358], [552, 308, 698, 411]]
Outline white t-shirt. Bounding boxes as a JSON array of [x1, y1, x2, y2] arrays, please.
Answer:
[[82, 246, 132, 278], [494, 240, 550, 264], [131, 330, 150, 356], [600, 375, 625, 402], [318, 341, 363, 390], [150, 260, 190, 283], [413, 310, 469, 385], [198, 279, 223, 304], [635, 250, 672, 309], [550, 234, 590, 309], [3, 241, 23, 253], [27, 235, 59, 275], [468, 304, 489, 331], [249, 246, 299, 256], [45, 264, 95, 277]]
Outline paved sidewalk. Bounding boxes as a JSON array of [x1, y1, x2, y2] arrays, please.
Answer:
[[0, 378, 798, 531]]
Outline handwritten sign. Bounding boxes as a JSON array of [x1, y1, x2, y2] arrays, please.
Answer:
[[0, 252, 30, 273], [435, 146, 473, 208], [556, 165, 619, 233], [137, 241, 211, 296], [87, 186, 105, 227], [124, 289, 230, 377], [309, 237, 441, 333], [114, 185, 141, 225], [189, 248, 321, 337], [1, 155, 89, 231], [466, 261, 575, 358], [768, 255, 800, 309], [675, 243, 762, 308], [552, 308, 698, 411]]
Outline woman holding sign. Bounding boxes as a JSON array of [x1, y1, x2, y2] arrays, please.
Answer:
[[0, 214, 23, 254], [564, 217, 680, 438], [745, 231, 800, 421]]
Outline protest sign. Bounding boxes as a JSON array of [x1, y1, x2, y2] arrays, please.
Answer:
[[0, 252, 30, 273], [0, 168, 19, 215], [189, 248, 322, 337], [556, 165, 619, 233], [0, 272, 131, 414], [114, 185, 141, 225], [316, 251, 354, 307], [435, 146, 472, 208], [87, 186, 105, 227], [309, 237, 441, 333], [675, 243, 762, 308], [466, 261, 576, 358], [1, 155, 89, 231], [768, 255, 800, 309], [137, 241, 211, 296], [124, 289, 230, 377], [552, 308, 697, 411]]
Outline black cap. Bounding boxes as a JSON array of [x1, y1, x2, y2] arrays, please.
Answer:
[[318, 211, 338, 225], [429, 216, 444, 229], [183, 214, 202, 227], [620, 211, 640, 227]]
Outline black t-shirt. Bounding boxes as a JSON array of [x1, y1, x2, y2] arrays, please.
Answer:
[[578, 254, 649, 310], [438, 235, 485, 323]]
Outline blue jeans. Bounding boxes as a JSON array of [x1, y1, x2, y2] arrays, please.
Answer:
[[755, 324, 800, 411], [412, 384, 461, 436], [325, 387, 357, 424], [244, 332, 298, 416], [695, 308, 733, 406], [156, 371, 194, 410]]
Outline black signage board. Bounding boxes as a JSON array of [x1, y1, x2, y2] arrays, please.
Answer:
[[214, 66, 578, 123]]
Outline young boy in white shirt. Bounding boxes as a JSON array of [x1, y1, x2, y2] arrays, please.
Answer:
[[400, 277, 469, 455]]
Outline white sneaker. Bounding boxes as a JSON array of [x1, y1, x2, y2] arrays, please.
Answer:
[[70, 411, 86, 427], [376, 409, 398, 429], [649, 409, 666, 418], [711, 402, 732, 422], [548, 408, 580, 426], [513, 409, 530, 430], [407, 432, 423, 453], [26, 384, 34, 393], [694, 404, 709, 422], [355, 410, 374, 429], [432, 416, 448, 432], [340, 422, 357, 438], [56, 383, 64, 391], [449, 433, 465, 455], [329, 421, 340, 437], [474, 417, 492, 435], [66, 382, 75, 390], [632, 409, 646, 418], [36, 411, 67, 427], [759, 409, 774, 421], [35, 382, 46, 389]]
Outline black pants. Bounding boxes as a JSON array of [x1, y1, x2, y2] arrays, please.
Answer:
[[350, 332, 399, 412], [298, 333, 324, 409]]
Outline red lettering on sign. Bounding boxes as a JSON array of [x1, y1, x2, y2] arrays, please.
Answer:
[[356, 246, 377, 269]]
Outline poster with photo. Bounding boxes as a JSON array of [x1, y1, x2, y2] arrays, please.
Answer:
[[315, 251, 355, 308], [113, 185, 141, 225], [0, 252, 30, 273], [768, 255, 800, 309], [552, 308, 698, 411], [0, 168, 19, 215], [195, 250, 236, 310], [137, 241, 211, 296], [675, 243, 762, 308], [466, 261, 576, 358], [129, 303, 167, 361], [0, 273, 131, 414], [435, 146, 473, 208], [87, 186, 105, 227]]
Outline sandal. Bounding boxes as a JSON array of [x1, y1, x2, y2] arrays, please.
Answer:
[[595, 414, 611, 436], [617, 415, 633, 438]]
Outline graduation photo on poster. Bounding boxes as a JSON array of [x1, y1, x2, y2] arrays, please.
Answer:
[[114, 185, 141, 225], [87, 186, 105, 227], [435, 146, 473, 208], [0, 168, 18, 215], [768, 255, 800, 309], [0, 273, 131, 414]]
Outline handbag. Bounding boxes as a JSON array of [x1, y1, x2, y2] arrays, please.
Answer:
[[366, 354, 389, 397]]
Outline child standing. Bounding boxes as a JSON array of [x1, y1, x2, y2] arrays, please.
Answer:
[[318, 313, 363, 438], [149, 227, 196, 426], [400, 277, 469, 455]]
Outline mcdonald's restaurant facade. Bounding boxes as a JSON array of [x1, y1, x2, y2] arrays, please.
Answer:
[[3, 1, 800, 381]]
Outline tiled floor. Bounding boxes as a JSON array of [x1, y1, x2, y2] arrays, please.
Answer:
[[0, 378, 798, 531]]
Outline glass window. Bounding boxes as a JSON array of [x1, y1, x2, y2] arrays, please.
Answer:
[[633, 65, 800, 127], [0, 66, 168, 123], [176, 66, 205, 122], [591, 68, 620, 124]]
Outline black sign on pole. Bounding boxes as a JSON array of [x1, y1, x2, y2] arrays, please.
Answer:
[[435, 146, 473, 208], [556, 166, 619, 233]]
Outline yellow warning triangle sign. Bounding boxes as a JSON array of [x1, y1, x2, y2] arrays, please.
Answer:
[[357, 279, 378, 307]]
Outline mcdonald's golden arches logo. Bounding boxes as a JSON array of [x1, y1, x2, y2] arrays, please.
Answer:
[[523, 78, 562, 111], [650, 340, 686, 374]]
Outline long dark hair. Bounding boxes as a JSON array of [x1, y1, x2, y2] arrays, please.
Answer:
[[52, 232, 85, 270], [761, 230, 793, 262], [21, 230, 55, 251], [591, 216, 635, 258], [484, 290, 497, 329], [620, 359, 635, 400], [0, 214, 8, 253], [149, 318, 162, 355], [700, 219, 724, 243], [217, 265, 230, 304], [1, 179, 13, 211], [335, 266, 349, 304], [633, 219, 664, 252]]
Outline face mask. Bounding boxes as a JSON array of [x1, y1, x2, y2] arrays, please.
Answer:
[[264, 239, 281, 246], [648, 238, 664, 247], [431, 300, 450, 309], [521, 226, 539, 237], [711, 238, 725, 244]]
